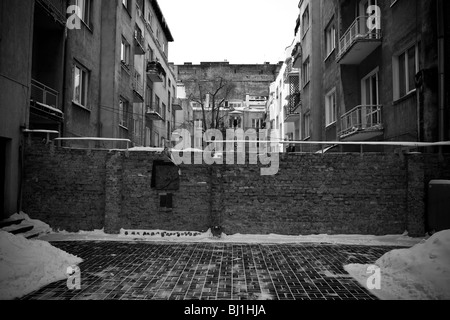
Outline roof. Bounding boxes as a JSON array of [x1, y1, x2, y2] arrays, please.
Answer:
[[151, 0, 174, 42]]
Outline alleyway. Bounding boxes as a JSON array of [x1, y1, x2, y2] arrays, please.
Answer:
[[21, 241, 399, 301]]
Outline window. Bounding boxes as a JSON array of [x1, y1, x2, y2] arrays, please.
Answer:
[[134, 118, 141, 145], [195, 119, 203, 129], [156, 28, 161, 45], [167, 121, 171, 140], [362, 68, 379, 105], [162, 103, 166, 121], [147, 46, 154, 62], [75, 0, 91, 25], [325, 23, 336, 57], [302, 57, 311, 87], [146, 85, 153, 110], [252, 119, 262, 129], [147, 12, 154, 30], [325, 89, 337, 126], [303, 113, 311, 139], [301, 5, 310, 37], [121, 38, 130, 66], [122, 0, 130, 11], [155, 95, 160, 114], [154, 132, 159, 147], [73, 63, 89, 108], [146, 127, 151, 147], [119, 98, 129, 129], [393, 43, 420, 100]]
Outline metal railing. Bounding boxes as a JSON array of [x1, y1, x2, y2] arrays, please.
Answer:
[[340, 105, 383, 138], [134, 27, 145, 52], [338, 16, 382, 58], [31, 79, 59, 109], [146, 103, 161, 116]]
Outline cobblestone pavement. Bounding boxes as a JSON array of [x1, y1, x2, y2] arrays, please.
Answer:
[[21, 241, 399, 301]]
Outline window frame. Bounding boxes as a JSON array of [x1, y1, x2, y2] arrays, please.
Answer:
[[73, 62, 90, 110], [121, 37, 131, 67], [119, 98, 129, 129], [325, 88, 337, 127], [393, 43, 420, 101]]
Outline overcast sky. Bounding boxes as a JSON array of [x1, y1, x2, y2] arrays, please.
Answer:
[[158, 0, 300, 65]]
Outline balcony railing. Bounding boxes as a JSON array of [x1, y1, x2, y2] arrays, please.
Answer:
[[146, 61, 165, 83], [284, 60, 300, 84], [284, 93, 301, 123], [132, 69, 144, 101], [134, 27, 145, 55], [173, 98, 183, 111], [31, 79, 59, 109], [337, 16, 382, 64], [146, 103, 163, 121], [340, 105, 383, 139]]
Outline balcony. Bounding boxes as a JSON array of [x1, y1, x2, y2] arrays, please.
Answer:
[[284, 60, 300, 84], [146, 103, 163, 121], [291, 42, 302, 69], [173, 98, 183, 111], [337, 16, 382, 65], [146, 61, 166, 83], [134, 27, 145, 55], [132, 69, 144, 102], [36, 0, 66, 26], [30, 79, 63, 121], [284, 93, 301, 123], [339, 105, 384, 141]]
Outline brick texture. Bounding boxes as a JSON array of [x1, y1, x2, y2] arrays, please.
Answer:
[[22, 141, 450, 236]]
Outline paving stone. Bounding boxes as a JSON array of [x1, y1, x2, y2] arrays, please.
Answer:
[[20, 241, 401, 300]]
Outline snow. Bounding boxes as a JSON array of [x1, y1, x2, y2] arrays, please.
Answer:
[[128, 147, 164, 152], [0, 231, 83, 300], [38, 228, 423, 247], [1, 212, 52, 237], [344, 230, 450, 300]]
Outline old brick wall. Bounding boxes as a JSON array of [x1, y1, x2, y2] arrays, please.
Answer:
[[23, 142, 108, 232], [22, 141, 450, 236], [214, 154, 408, 236]]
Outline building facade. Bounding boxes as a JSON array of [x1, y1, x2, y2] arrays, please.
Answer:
[[175, 62, 281, 148], [0, 0, 177, 218], [1, 0, 67, 219], [281, 0, 450, 152]]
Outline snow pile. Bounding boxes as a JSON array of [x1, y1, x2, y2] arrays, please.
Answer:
[[1, 212, 52, 237], [345, 230, 450, 300], [0, 231, 82, 300]]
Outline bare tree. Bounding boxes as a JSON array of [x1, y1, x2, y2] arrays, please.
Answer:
[[188, 74, 236, 132]]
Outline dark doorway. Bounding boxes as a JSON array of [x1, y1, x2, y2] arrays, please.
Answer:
[[0, 138, 7, 219]]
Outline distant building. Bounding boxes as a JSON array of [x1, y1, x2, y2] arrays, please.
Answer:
[[174, 62, 281, 148]]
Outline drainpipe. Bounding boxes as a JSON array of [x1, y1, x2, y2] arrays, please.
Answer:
[[437, 0, 445, 153]]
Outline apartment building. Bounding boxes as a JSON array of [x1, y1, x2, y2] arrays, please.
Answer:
[[283, 0, 449, 152], [1, 0, 67, 218], [0, 0, 176, 218], [97, 0, 176, 148], [335, 0, 449, 151]]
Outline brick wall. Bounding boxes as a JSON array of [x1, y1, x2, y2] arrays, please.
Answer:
[[22, 141, 450, 236]]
